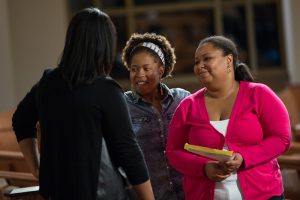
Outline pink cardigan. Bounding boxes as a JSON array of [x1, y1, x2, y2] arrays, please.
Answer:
[[166, 81, 291, 200]]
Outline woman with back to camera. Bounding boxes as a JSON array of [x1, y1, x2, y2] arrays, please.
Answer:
[[166, 35, 291, 200], [122, 32, 190, 200], [12, 7, 154, 200]]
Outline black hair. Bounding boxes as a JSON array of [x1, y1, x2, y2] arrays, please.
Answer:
[[122, 32, 176, 79], [199, 35, 254, 82], [58, 7, 117, 87]]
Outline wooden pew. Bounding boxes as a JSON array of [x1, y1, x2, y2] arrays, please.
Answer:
[[277, 86, 300, 199], [0, 110, 39, 200], [278, 142, 300, 200], [278, 142, 300, 170], [278, 85, 300, 141]]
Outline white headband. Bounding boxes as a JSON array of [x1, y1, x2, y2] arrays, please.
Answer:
[[135, 42, 165, 65]]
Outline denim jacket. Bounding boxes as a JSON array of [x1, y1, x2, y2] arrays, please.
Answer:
[[124, 83, 190, 200]]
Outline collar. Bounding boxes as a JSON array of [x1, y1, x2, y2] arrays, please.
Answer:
[[130, 83, 174, 104]]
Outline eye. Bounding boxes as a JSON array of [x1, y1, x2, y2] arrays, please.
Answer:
[[143, 67, 152, 72], [194, 61, 200, 65], [130, 67, 137, 72], [204, 56, 211, 61]]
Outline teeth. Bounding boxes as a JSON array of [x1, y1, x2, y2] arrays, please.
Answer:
[[137, 81, 146, 85]]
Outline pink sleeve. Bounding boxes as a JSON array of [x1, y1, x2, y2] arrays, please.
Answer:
[[239, 85, 291, 169], [166, 101, 210, 178]]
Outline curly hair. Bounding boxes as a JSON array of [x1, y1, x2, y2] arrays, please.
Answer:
[[122, 32, 176, 79]]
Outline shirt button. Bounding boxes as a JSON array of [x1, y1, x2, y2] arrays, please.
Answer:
[[161, 134, 164, 138], [169, 182, 173, 185]]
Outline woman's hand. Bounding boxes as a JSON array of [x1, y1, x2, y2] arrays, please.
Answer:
[[222, 153, 244, 173], [204, 161, 231, 182]]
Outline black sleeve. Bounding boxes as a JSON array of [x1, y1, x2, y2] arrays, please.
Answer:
[[12, 83, 39, 142], [101, 80, 149, 185]]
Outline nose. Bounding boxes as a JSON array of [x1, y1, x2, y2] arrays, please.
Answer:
[[136, 68, 145, 77], [194, 62, 204, 72], [194, 62, 205, 74]]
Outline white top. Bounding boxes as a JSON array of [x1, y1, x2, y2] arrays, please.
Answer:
[[210, 119, 243, 200]]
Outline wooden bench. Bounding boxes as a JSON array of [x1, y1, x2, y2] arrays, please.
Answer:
[[278, 85, 300, 141], [278, 142, 300, 200], [0, 110, 39, 200], [277, 86, 300, 200]]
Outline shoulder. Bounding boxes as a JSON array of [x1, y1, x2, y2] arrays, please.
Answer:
[[177, 88, 204, 108], [95, 76, 123, 91], [124, 91, 134, 101], [169, 88, 191, 100], [242, 81, 275, 96], [240, 81, 282, 108]]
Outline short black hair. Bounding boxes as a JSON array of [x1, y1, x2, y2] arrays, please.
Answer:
[[58, 7, 117, 87]]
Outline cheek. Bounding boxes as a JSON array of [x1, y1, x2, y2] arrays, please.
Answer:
[[193, 65, 198, 75], [150, 70, 161, 81]]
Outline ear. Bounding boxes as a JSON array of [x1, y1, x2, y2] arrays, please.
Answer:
[[226, 54, 233, 66], [159, 65, 165, 78]]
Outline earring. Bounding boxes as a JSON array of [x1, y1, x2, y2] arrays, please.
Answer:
[[227, 65, 231, 73], [160, 83, 164, 96]]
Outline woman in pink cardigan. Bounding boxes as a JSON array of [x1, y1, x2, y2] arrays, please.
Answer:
[[166, 35, 291, 200]]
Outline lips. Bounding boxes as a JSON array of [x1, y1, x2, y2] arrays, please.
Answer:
[[135, 80, 148, 85], [197, 70, 210, 79]]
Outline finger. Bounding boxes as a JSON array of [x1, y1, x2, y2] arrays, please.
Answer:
[[215, 174, 231, 182]]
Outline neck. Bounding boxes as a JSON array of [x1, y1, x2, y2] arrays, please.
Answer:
[[205, 81, 238, 99], [141, 89, 163, 104]]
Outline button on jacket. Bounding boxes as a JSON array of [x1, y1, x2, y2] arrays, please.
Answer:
[[124, 83, 190, 200], [166, 81, 291, 200]]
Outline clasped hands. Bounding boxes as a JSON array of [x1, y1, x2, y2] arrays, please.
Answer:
[[204, 153, 243, 182]]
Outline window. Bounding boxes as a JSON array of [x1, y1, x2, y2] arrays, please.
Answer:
[[68, 0, 287, 91]]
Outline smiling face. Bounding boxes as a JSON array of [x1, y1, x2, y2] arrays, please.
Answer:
[[129, 51, 164, 98], [194, 43, 233, 87]]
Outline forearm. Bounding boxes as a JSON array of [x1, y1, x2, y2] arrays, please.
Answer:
[[239, 135, 290, 169], [166, 149, 208, 177], [132, 180, 154, 200], [18, 138, 40, 178]]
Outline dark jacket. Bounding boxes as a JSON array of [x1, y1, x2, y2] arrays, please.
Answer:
[[12, 68, 149, 200]]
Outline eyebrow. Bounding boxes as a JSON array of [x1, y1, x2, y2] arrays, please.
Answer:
[[196, 52, 209, 59], [130, 63, 151, 68]]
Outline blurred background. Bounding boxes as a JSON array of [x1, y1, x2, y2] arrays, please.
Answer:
[[0, 0, 300, 111]]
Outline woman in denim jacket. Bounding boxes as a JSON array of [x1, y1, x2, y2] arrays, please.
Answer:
[[122, 33, 190, 200]]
